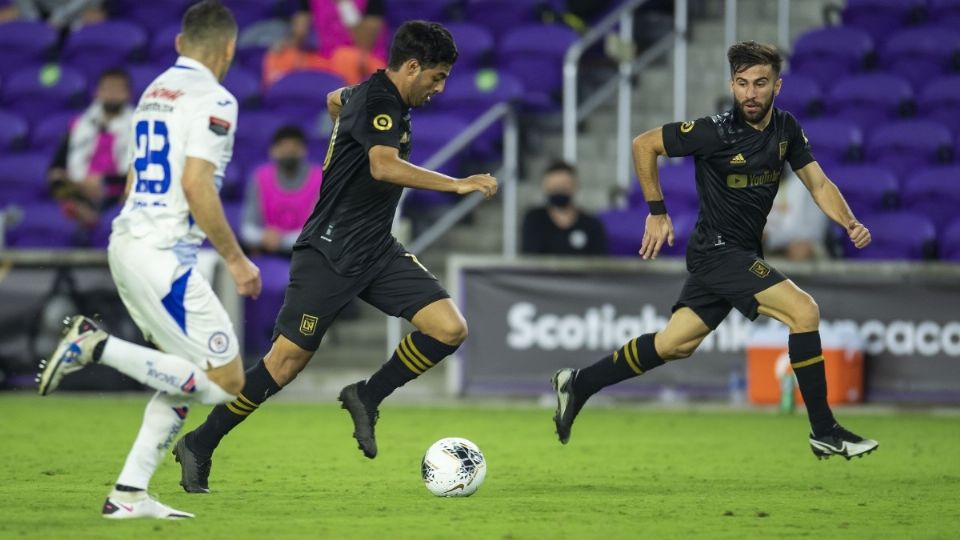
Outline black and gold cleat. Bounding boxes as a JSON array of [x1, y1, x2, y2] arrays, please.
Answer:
[[809, 424, 879, 461], [338, 382, 379, 459]]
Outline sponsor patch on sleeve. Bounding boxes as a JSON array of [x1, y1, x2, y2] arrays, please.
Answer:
[[209, 116, 231, 136]]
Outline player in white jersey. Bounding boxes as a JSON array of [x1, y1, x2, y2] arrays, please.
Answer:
[[36, 0, 261, 520]]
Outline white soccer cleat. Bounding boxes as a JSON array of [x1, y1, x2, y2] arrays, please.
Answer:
[[101, 490, 194, 520], [37, 315, 107, 396]]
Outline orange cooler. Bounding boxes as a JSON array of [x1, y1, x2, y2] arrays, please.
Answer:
[[746, 325, 865, 405]]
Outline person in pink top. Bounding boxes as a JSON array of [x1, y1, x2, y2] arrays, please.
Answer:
[[241, 125, 323, 255], [265, 0, 388, 86], [47, 68, 133, 228]]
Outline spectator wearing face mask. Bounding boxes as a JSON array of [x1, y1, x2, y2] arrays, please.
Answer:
[[241, 125, 323, 255], [521, 160, 607, 256], [48, 68, 133, 228]]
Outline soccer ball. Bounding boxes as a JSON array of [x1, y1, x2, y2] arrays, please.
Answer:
[[420, 437, 487, 497]]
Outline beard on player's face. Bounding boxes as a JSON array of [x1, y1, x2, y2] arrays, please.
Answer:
[[735, 92, 773, 123]]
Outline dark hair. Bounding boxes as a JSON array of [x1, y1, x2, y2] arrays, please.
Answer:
[[388, 20, 458, 70], [544, 159, 577, 179], [272, 125, 307, 145], [181, 0, 237, 48], [98, 68, 131, 89], [727, 40, 783, 77]]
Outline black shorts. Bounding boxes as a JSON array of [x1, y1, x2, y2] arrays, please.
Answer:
[[273, 245, 450, 351], [672, 250, 787, 330]]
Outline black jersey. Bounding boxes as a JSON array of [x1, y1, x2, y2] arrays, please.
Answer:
[[662, 107, 814, 270], [298, 70, 412, 276]]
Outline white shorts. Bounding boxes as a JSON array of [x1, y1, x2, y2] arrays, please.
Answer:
[[107, 232, 239, 369]]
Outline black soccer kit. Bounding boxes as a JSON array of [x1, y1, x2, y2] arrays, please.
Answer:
[[661, 107, 815, 329], [273, 70, 449, 351]]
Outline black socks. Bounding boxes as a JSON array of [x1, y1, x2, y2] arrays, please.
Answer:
[[789, 331, 836, 436], [360, 332, 460, 408], [574, 333, 665, 398]]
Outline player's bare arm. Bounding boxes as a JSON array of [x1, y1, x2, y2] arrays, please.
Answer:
[[182, 156, 262, 298], [795, 161, 871, 249], [327, 87, 346, 121], [632, 126, 674, 260], [368, 145, 498, 198]]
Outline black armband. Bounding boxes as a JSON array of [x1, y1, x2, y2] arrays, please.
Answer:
[[647, 200, 667, 215]]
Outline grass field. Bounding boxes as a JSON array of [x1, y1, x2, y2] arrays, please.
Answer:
[[1, 394, 958, 539]]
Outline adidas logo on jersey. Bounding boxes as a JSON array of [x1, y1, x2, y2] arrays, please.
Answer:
[[729, 153, 747, 165]]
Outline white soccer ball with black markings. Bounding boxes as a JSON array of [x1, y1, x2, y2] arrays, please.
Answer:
[[421, 437, 487, 497]]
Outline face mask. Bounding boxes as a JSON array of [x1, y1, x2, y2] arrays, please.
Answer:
[[102, 101, 125, 115], [277, 157, 302, 175], [547, 193, 572, 208]]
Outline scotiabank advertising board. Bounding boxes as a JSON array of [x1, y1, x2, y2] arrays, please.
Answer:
[[454, 259, 960, 403]]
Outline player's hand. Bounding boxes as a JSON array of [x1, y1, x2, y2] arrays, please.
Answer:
[[227, 255, 262, 300], [639, 213, 674, 260], [847, 220, 871, 249], [456, 174, 498, 199]]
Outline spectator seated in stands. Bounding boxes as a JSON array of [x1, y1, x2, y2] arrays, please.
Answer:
[[7, 0, 105, 31], [47, 68, 132, 229], [263, 0, 387, 86], [241, 125, 323, 255], [522, 160, 607, 256], [763, 170, 828, 261]]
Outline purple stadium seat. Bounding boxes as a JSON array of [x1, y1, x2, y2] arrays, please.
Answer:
[[800, 118, 862, 166], [842, 0, 927, 43], [791, 28, 873, 86], [148, 24, 182, 68], [776, 74, 821, 119], [443, 23, 495, 69], [401, 190, 459, 217], [628, 162, 698, 215], [29, 111, 78, 154], [0, 152, 49, 203], [0, 21, 57, 77], [90, 204, 122, 248], [245, 254, 290, 356], [263, 70, 345, 128], [222, 202, 243, 236], [901, 167, 960, 230], [844, 211, 936, 260], [430, 70, 524, 159], [919, 76, 960, 134], [6, 202, 78, 247], [127, 64, 166, 101], [233, 111, 292, 171], [864, 120, 953, 178], [223, 66, 262, 109], [2, 65, 87, 124], [0, 110, 28, 153], [409, 113, 470, 176], [237, 43, 268, 75], [880, 27, 960, 83], [386, 0, 458, 25], [498, 24, 579, 104], [938, 218, 960, 261], [227, 0, 283, 29], [598, 208, 646, 256], [116, 0, 193, 33], [825, 74, 913, 131], [929, 0, 960, 22], [829, 165, 899, 213], [219, 162, 246, 203], [63, 21, 148, 81], [466, 0, 542, 37]]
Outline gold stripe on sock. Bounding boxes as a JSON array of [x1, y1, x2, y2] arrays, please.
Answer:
[[229, 399, 255, 413], [236, 394, 258, 410], [396, 345, 425, 374], [226, 402, 251, 416], [792, 355, 825, 369], [404, 335, 435, 368], [612, 350, 619, 363], [623, 340, 642, 374]]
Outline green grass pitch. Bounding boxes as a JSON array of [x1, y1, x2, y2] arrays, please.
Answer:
[[1, 394, 958, 539]]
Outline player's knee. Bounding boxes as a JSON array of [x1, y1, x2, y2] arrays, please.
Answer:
[[218, 374, 244, 396], [791, 295, 820, 332], [426, 317, 468, 347], [264, 353, 310, 386], [662, 340, 698, 361]]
